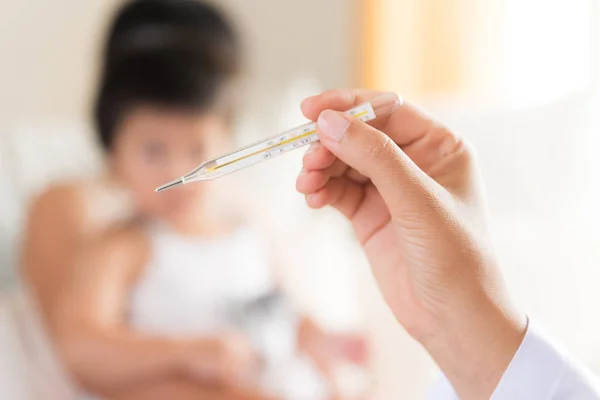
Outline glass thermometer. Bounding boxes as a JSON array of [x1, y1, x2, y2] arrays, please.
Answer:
[[156, 92, 401, 192]]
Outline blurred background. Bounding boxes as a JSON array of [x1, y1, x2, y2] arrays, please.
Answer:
[[1, 0, 600, 398]]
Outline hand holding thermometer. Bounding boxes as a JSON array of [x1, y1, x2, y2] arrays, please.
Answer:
[[155, 92, 401, 192]]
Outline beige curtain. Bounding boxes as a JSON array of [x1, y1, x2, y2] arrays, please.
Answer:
[[359, 0, 505, 100]]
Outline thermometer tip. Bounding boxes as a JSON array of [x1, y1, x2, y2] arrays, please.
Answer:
[[155, 178, 184, 192]]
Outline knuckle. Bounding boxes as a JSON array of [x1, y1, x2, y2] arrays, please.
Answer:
[[358, 128, 391, 160], [455, 136, 478, 165], [329, 88, 346, 98], [324, 88, 356, 107], [333, 88, 355, 101], [428, 123, 476, 162], [429, 123, 457, 149], [460, 137, 477, 158]]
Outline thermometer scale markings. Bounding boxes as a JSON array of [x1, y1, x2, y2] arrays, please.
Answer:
[[154, 96, 396, 191], [207, 109, 370, 173]]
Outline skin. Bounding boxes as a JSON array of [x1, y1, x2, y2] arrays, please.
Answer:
[[22, 106, 364, 400], [296, 89, 527, 400]]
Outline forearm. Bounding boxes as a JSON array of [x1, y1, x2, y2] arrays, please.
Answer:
[[110, 378, 230, 400], [420, 296, 527, 400], [111, 379, 281, 400], [54, 322, 190, 396]]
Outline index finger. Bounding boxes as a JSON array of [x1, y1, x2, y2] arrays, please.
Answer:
[[301, 88, 437, 147]]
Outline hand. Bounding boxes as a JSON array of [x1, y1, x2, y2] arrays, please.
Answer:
[[298, 317, 368, 374], [296, 89, 527, 399], [298, 317, 370, 400], [183, 332, 258, 388]]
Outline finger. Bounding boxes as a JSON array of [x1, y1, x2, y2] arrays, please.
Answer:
[[324, 158, 348, 178], [316, 110, 433, 214], [301, 89, 379, 121], [335, 335, 369, 365], [303, 142, 336, 171], [306, 178, 364, 220], [401, 123, 461, 174], [296, 169, 330, 194], [302, 143, 347, 178], [345, 167, 370, 184], [303, 150, 366, 183], [302, 88, 439, 148]]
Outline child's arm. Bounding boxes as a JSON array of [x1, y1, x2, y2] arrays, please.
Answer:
[[21, 184, 93, 321], [50, 226, 256, 397], [111, 378, 281, 400]]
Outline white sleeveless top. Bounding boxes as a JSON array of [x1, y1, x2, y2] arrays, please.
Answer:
[[128, 223, 276, 337], [122, 222, 330, 400]]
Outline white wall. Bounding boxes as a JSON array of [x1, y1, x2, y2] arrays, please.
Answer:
[[0, 0, 117, 122], [0, 0, 354, 128]]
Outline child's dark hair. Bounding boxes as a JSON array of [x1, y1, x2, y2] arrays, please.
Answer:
[[94, 0, 240, 152]]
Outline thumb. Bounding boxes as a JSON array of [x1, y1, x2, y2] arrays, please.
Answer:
[[317, 110, 432, 211]]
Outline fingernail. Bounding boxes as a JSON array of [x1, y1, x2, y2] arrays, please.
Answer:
[[304, 142, 320, 157], [318, 110, 351, 142]]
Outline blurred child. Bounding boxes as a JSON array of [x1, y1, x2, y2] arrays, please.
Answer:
[[21, 1, 365, 399]]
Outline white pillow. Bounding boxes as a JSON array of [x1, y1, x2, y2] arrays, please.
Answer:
[[0, 119, 103, 287]]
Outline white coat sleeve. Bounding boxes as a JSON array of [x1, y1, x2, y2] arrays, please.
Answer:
[[427, 321, 600, 399]]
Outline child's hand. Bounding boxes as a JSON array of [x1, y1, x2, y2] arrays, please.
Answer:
[[182, 332, 258, 388], [298, 317, 368, 373], [298, 317, 370, 399]]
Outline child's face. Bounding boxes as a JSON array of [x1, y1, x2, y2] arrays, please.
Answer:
[[110, 106, 230, 222]]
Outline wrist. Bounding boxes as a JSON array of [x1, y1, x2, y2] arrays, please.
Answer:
[[175, 338, 220, 380], [420, 296, 527, 400], [173, 341, 197, 378]]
